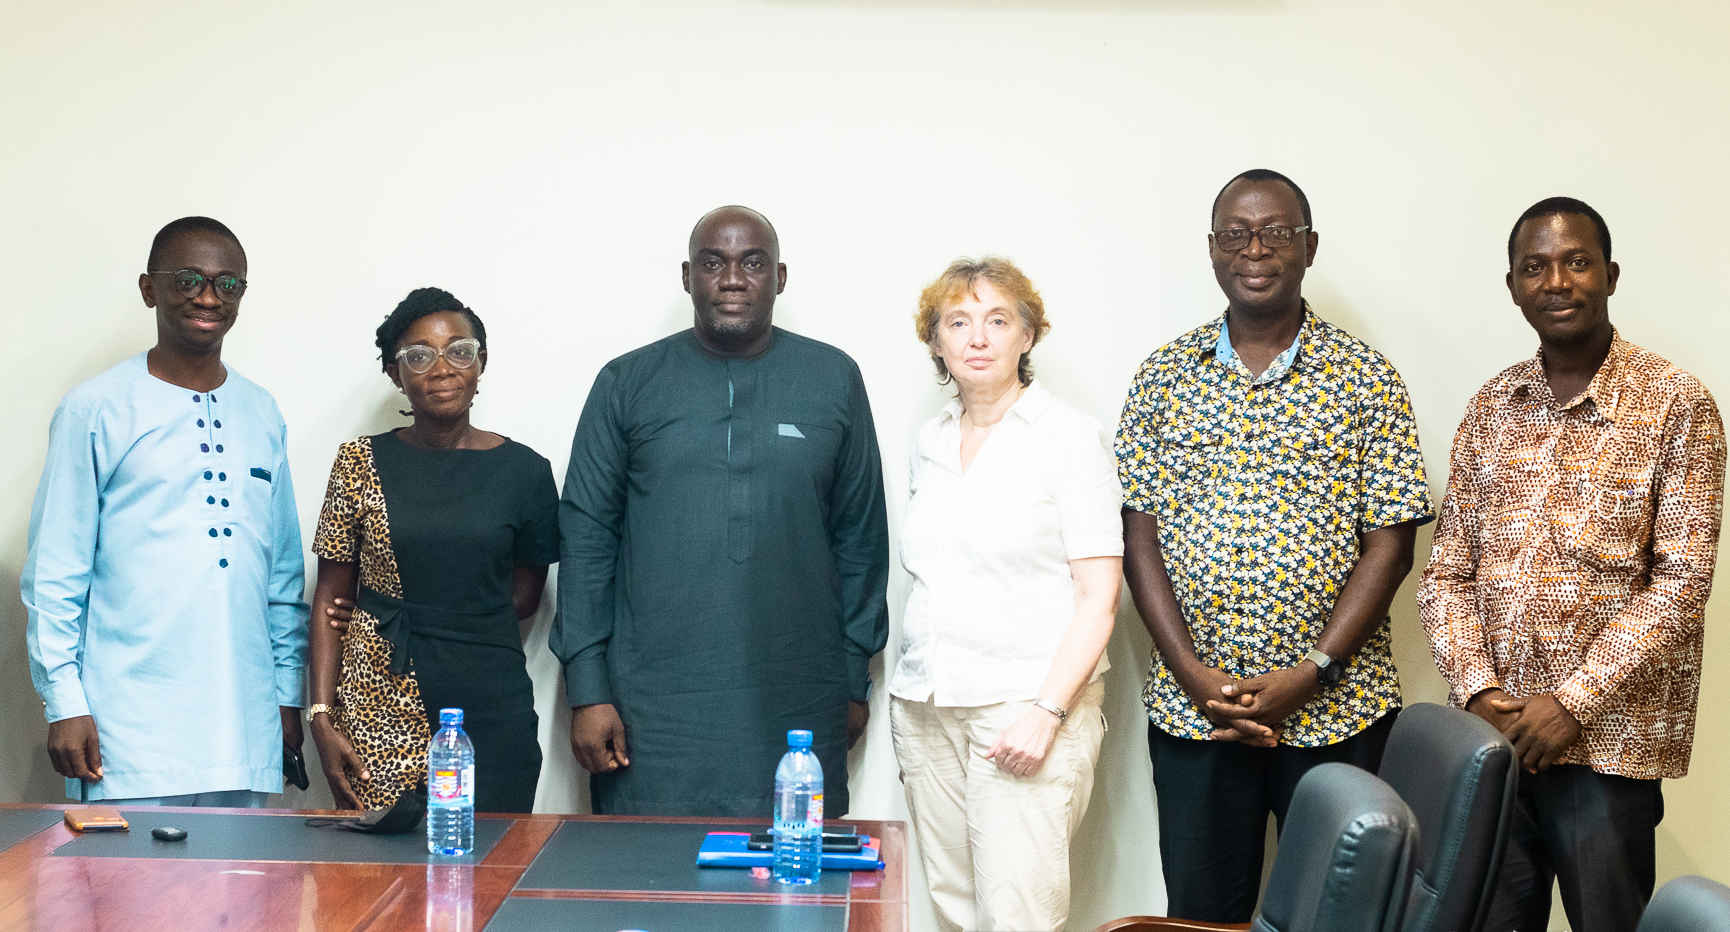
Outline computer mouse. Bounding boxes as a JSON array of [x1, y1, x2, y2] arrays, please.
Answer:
[[151, 826, 188, 842]]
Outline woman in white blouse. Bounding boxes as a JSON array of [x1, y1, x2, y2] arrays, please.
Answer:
[[890, 257, 1124, 932]]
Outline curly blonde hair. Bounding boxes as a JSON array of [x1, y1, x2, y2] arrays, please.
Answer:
[[914, 257, 1050, 386]]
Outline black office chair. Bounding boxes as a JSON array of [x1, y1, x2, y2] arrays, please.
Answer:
[[1377, 702, 1517, 932], [1252, 762, 1417, 932], [1636, 875, 1730, 932], [1096, 764, 1416, 932]]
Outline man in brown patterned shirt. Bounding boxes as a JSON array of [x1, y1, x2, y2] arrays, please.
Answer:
[[1418, 196, 1725, 932]]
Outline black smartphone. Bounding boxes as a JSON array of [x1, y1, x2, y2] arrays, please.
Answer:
[[747, 832, 863, 852], [283, 743, 310, 791], [751, 825, 858, 842]]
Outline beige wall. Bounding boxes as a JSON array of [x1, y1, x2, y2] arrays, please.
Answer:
[[3, 1, 1726, 929]]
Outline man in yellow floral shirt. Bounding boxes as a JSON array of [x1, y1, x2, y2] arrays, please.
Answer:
[[1418, 197, 1725, 932], [1115, 169, 1434, 922]]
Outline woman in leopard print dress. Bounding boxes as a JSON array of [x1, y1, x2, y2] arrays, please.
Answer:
[[305, 287, 557, 812]]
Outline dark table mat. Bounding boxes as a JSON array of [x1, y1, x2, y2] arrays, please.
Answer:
[[516, 822, 851, 895], [53, 810, 507, 863], [0, 809, 64, 852], [484, 897, 846, 932]]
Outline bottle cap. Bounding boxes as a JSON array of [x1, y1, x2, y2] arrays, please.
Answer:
[[786, 729, 813, 748], [439, 708, 464, 727]]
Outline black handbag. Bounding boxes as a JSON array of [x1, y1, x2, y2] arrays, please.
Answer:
[[305, 784, 426, 835]]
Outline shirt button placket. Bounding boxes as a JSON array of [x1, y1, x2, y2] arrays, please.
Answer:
[[196, 391, 228, 569]]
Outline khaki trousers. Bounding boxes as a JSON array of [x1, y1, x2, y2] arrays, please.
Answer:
[[890, 680, 1106, 932]]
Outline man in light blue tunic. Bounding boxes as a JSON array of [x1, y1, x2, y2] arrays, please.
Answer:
[[21, 217, 308, 805]]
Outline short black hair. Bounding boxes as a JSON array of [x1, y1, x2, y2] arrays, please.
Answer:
[[1507, 196, 1612, 265], [374, 287, 488, 372], [148, 216, 245, 269], [1211, 169, 1313, 228]]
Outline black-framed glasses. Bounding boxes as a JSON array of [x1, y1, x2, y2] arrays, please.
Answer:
[[395, 338, 481, 374], [1210, 225, 1311, 252], [148, 268, 247, 302]]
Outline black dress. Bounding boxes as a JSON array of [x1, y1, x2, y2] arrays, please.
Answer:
[[313, 430, 558, 812]]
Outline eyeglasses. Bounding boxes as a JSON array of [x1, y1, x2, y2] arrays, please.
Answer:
[[1210, 225, 1311, 252], [149, 268, 247, 302], [395, 338, 481, 374]]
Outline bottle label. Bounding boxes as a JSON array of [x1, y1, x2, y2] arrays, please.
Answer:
[[808, 793, 823, 829], [430, 766, 472, 804]]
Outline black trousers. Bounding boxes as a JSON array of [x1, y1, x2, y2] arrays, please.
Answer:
[[1482, 764, 1663, 932], [1147, 712, 1397, 923]]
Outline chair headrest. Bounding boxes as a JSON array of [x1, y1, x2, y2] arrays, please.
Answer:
[[1380, 703, 1514, 860], [1256, 763, 1417, 932], [1637, 875, 1730, 932]]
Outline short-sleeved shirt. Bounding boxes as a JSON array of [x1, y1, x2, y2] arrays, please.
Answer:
[[890, 382, 1124, 707], [1115, 306, 1434, 746]]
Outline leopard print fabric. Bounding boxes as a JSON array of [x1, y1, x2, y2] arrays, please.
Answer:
[[312, 436, 432, 810]]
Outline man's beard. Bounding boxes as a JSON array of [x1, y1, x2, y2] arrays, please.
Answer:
[[700, 308, 770, 348]]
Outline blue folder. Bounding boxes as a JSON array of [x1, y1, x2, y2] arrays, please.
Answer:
[[695, 831, 884, 871]]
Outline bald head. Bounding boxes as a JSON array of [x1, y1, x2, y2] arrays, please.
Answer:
[[682, 204, 786, 357], [688, 205, 779, 261]]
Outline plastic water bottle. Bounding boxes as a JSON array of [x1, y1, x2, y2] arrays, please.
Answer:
[[772, 728, 823, 885], [427, 707, 475, 857]]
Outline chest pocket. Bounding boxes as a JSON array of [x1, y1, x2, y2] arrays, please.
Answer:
[[1157, 427, 1227, 503], [1552, 430, 1659, 571], [770, 417, 841, 495], [224, 460, 273, 537], [241, 464, 274, 499], [215, 414, 277, 510], [1563, 471, 1657, 570], [1270, 425, 1335, 482], [218, 427, 283, 558]]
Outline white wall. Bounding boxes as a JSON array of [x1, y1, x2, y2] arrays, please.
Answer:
[[3, 1, 1727, 929]]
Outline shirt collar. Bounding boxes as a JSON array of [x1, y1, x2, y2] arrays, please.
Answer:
[[1508, 329, 1631, 420], [939, 380, 1052, 424], [1205, 301, 1316, 384]]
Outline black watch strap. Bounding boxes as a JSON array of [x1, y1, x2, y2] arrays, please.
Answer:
[[1306, 648, 1345, 686]]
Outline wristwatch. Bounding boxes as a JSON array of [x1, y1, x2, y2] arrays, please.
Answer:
[[1305, 649, 1345, 687], [1032, 698, 1068, 722], [304, 703, 334, 723]]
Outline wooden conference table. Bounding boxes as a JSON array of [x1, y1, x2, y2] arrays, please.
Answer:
[[0, 803, 906, 930]]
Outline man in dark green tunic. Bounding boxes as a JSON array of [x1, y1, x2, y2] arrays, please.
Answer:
[[552, 206, 889, 816]]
